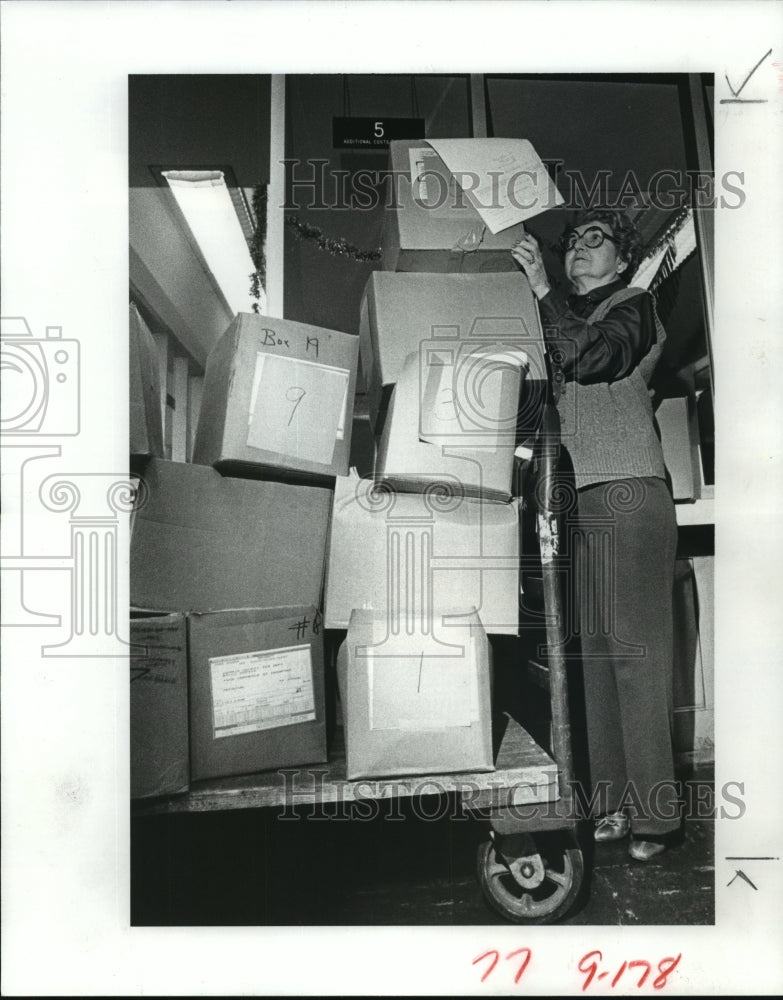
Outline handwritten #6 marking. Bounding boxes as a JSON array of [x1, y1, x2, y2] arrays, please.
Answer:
[[472, 948, 681, 990]]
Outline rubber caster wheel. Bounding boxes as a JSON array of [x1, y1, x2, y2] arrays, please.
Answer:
[[477, 833, 584, 924]]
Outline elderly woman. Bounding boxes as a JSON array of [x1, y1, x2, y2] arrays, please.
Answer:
[[512, 209, 679, 862]]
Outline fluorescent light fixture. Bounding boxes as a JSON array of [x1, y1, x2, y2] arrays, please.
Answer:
[[162, 169, 263, 315]]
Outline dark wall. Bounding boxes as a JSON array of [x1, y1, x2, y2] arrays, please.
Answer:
[[129, 75, 271, 189]]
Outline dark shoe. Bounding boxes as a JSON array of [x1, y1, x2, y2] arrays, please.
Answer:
[[629, 837, 667, 861], [594, 811, 630, 842]]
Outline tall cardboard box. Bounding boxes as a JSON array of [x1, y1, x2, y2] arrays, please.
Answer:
[[382, 139, 527, 273], [188, 606, 326, 780], [359, 271, 546, 433], [130, 458, 332, 613], [324, 475, 520, 636], [656, 395, 702, 500], [129, 303, 164, 458], [375, 348, 524, 501], [193, 312, 359, 482], [337, 608, 493, 779], [130, 612, 189, 799]]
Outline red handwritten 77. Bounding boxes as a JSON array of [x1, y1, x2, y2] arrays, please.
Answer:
[[473, 947, 532, 984]]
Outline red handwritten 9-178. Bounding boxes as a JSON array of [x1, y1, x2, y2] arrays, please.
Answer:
[[472, 947, 682, 990]]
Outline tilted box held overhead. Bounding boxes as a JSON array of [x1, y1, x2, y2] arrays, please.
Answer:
[[130, 458, 332, 614], [188, 606, 327, 781], [382, 139, 527, 273], [193, 312, 359, 482], [337, 608, 494, 780]]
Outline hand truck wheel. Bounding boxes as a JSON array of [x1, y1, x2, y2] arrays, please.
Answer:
[[477, 831, 584, 924]]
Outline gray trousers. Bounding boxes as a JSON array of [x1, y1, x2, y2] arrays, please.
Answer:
[[566, 476, 680, 836]]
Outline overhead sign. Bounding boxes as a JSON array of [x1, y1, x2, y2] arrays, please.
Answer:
[[332, 116, 425, 150]]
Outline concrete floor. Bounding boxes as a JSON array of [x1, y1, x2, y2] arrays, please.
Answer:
[[131, 768, 714, 926]]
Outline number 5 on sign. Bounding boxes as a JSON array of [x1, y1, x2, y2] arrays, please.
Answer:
[[247, 353, 349, 465]]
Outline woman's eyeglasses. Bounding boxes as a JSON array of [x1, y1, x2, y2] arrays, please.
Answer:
[[564, 226, 619, 251]]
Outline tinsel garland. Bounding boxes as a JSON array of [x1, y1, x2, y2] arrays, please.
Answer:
[[249, 183, 268, 314], [639, 208, 696, 326], [639, 207, 693, 282], [285, 214, 382, 262]]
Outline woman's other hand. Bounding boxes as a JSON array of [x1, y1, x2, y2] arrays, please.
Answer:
[[511, 233, 551, 300]]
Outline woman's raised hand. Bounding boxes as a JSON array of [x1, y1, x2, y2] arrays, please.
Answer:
[[511, 233, 550, 300]]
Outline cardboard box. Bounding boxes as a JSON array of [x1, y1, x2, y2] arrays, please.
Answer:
[[337, 608, 493, 779], [324, 475, 520, 635], [130, 458, 332, 613], [193, 312, 359, 482], [656, 395, 701, 500], [188, 606, 326, 780], [359, 271, 546, 433], [130, 612, 189, 799], [375, 348, 524, 501], [382, 139, 527, 273], [129, 303, 164, 458]]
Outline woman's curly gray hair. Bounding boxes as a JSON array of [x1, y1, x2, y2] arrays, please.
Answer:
[[557, 209, 644, 284]]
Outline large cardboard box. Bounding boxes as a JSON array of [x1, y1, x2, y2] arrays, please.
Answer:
[[382, 139, 526, 273], [324, 475, 520, 635], [337, 608, 493, 779], [130, 458, 332, 613], [130, 612, 189, 799], [193, 312, 359, 482], [656, 395, 701, 500], [375, 348, 524, 501], [129, 303, 164, 458], [359, 271, 546, 433], [188, 606, 326, 780]]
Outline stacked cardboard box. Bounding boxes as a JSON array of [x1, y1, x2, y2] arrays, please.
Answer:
[[328, 141, 552, 778], [656, 395, 702, 501], [130, 458, 331, 614], [130, 611, 189, 798], [193, 312, 359, 483], [129, 303, 164, 458], [338, 609, 493, 780], [359, 271, 546, 438], [188, 606, 326, 781]]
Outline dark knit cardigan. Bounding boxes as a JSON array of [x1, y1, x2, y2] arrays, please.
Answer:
[[552, 284, 667, 490]]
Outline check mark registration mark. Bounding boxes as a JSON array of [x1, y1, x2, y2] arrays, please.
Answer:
[[721, 48, 772, 103]]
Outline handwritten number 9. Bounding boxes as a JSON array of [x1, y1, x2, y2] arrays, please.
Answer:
[[579, 950, 602, 991], [286, 386, 306, 425]]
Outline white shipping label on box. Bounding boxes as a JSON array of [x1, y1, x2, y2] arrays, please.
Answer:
[[210, 643, 315, 739], [247, 353, 349, 464], [367, 640, 478, 730]]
